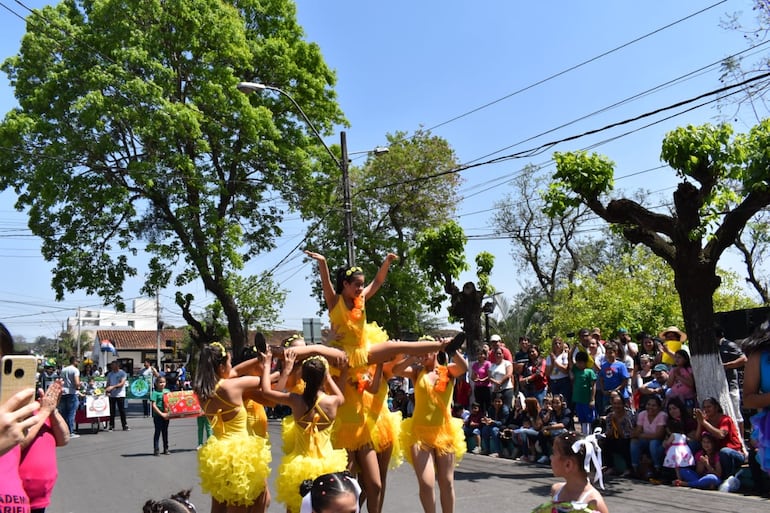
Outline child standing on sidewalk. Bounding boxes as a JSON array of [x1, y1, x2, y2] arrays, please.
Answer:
[[151, 377, 170, 455], [572, 352, 597, 434]]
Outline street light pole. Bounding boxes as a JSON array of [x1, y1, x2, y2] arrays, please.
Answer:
[[339, 131, 355, 267], [236, 81, 386, 268]]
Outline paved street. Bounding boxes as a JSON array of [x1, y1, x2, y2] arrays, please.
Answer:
[[48, 405, 768, 513]]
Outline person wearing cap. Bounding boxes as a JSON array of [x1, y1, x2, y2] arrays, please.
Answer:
[[590, 327, 605, 346], [489, 334, 512, 362], [637, 363, 669, 410], [658, 326, 687, 365]]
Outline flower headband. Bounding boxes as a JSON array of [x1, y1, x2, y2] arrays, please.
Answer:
[[571, 428, 605, 490], [305, 355, 329, 371], [345, 266, 363, 277], [210, 342, 227, 359], [282, 333, 303, 348]]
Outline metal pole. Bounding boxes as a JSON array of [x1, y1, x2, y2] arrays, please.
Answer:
[[76, 307, 81, 361], [340, 131, 355, 267], [156, 293, 162, 366]]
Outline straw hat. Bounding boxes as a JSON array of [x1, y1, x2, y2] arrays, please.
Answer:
[[658, 326, 687, 342]]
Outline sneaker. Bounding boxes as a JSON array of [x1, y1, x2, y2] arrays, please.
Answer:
[[196, 444, 203, 451], [163, 449, 170, 455], [489, 452, 499, 458], [70, 433, 81, 439], [537, 455, 550, 464], [471, 446, 481, 455], [153, 450, 159, 456], [718, 476, 740, 493], [123, 426, 131, 431], [107, 426, 114, 431]]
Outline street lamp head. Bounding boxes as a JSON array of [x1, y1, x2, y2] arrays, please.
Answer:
[[236, 81, 267, 94], [372, 146, 389, 156]]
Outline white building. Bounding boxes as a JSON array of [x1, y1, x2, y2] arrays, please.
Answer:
[[67, 298, 158, 340]]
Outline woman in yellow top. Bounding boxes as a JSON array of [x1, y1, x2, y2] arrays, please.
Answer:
[[392, 337, 469, 513], [193, 342, 272, 513], [304, 250, 456, 513], [260, 347, 348, 513]]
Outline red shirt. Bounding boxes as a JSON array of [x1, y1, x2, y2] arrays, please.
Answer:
[[704, 414, 743, 452]]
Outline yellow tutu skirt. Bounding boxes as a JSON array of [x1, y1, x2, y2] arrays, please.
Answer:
[[198, 433, 271, 506], [400, 416, 466, 466], [275, 448, 348, 513], [371, 409, 404, 468]]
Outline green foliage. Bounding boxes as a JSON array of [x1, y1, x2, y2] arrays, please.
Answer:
[[0, 0, 344, 353], [543, 151, 615, 217], [304, 128, 462, 337], [541, 247, 683, 340], [475, 251, 495, 296], [414, 220, 469, 290], [539, 246, 759, 342]]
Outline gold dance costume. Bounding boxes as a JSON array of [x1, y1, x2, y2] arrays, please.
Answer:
[[368, 381, 403, 467], [198, 382, 271, 506], [329, 296, 388, 369], [329, 297, 390, 451], [400, 369, 465, 465], [276, 395, 348, 513]]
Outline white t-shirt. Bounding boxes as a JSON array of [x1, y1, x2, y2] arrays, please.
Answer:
[[489, 360, 514, 391], [547, 352, 570, 380]]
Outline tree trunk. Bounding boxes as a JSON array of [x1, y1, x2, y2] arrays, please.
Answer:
[[221, 295, 247, 358], [675, 261, 734, 416]]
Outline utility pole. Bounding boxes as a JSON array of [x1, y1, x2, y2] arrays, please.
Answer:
[[340, 131, 355, 267], [76, 306, 81, 360], [156, 293, 162, 367]]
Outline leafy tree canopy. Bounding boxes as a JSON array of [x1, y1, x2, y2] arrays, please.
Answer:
[[0, 0, 345, 354], [306, 129, 461, 338]]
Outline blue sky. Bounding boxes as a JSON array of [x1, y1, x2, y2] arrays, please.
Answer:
[[0, 0, 765, 341]]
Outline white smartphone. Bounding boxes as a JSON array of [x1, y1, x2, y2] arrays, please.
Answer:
[[0, 355, 38, 405]]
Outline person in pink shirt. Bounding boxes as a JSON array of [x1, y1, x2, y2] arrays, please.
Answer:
[[630, 395, 668, 479], [19, 381, 70, 513], [471, 348, 493, 413]]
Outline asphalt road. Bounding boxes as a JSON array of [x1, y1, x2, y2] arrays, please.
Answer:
[[47, 404, 768, 513]]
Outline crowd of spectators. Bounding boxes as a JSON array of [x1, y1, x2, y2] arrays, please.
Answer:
[[385, 325, 768, 495]]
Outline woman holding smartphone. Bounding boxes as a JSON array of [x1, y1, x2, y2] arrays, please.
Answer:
[[1, 322, 42, 513]]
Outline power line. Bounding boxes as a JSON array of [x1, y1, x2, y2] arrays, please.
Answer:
[[423, 0, 728, 133]]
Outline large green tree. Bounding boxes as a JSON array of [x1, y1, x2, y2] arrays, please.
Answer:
[[543, 121, 770, 409], [0, 0, 344, 356], [306, 129, 461, 338]]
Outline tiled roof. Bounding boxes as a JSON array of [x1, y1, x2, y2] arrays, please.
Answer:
[[95, 329, 186, 351]]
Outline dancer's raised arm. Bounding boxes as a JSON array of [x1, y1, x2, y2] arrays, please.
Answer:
[[364, 252, 398, 300], [305, 250, 336, 310]]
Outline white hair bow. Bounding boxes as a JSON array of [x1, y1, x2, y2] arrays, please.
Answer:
[[571, 427, 605, 490]]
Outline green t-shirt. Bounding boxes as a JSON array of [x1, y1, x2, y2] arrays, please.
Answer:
[[571, 367, 597, 405], [150, 388, 169, 416]]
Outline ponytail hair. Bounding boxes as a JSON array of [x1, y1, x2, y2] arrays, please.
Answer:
[[193, 342, 228, 402], [300, 357, 328, 415]]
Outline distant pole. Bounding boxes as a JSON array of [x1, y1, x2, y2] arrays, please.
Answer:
[[156, 293, 162, 366], [76, 307, 81, 361], [340, 131, 355, 267]]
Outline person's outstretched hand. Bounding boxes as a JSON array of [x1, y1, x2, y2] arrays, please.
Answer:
[[0, 388, 40, 456]]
